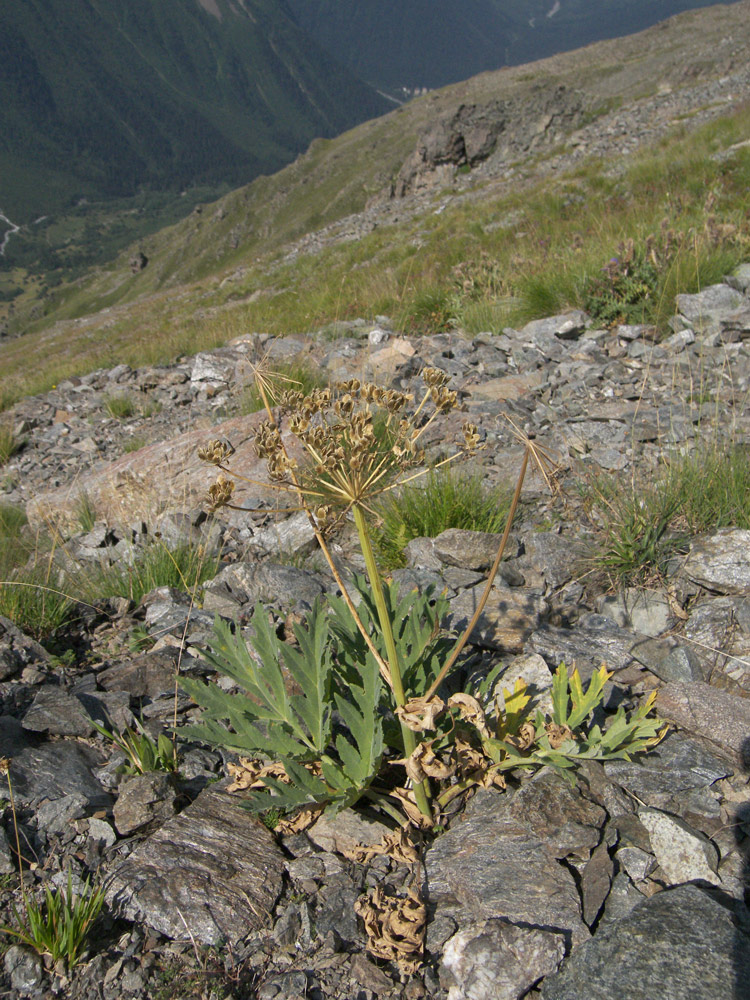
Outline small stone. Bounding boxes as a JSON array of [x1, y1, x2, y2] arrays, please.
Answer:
[[656, 682, 750, 767], [638, 808, 721, 886], [22, 685, 95, 736], [308, 808, 390, 855], [441, 920, 565, 1000], [113, 773, 177, 835], [4, 945, 44, 994], [683, 529, 750, 594]]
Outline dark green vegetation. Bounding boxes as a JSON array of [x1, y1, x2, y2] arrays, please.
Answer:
[[588, 446, 750, 584], [0, 0, 389, 302], [1, 0, 387, 223], [287, 0, 731, 92], [374, 470, 513, 569]]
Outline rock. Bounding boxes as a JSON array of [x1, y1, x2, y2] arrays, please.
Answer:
[[579, 839, 615, 927], [113, 773, 177, 835], [433, 528, 503, 571], [97, 647, 182, 698], [493, 652, 555, 716], [527, 616, 640, 681], [441, 920, 565, 1000], [246, 510, 317, 559], [106, 786, 284, 944], [21, 685, 95, 736], [36, 792, 89, 836], [0, 616, 49, 680], [205, 561, 326, 612], [683, 529, 750, 593], [520, 310, 589, 342], [541, 884, 750, 999], [3, 945, 44, 994], [604, 733, 731, 809], [676, 284, 746, 331], [525, 532, 589, 590], [638, 808, 721, 886], [308, 809, 390, 856], [448, 583, 547, 652], [680, 595, 750, 694], [425, 786, 592, 947], [656, 682, 750, 767], [6, 742, 111, 813], [598, 589, 672, 636], [630, 637, 705, 683]]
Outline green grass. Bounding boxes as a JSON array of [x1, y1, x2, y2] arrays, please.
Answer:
[[374, 468, 513, 569], [0, 424, 25, 464], [94, 540, 222, 607], [104, 393, 137, 420], [238, 359, 328, 414], [587, 443, 750, 584], [1, 869, 104, 971]]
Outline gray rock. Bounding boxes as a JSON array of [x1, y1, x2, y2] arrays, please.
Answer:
[[113, 773, 177, 835], [0, 824, 14, 874], [6, 742, 111, 813], [676, 284, 746, 332], [527, 618, 640, 681], [631, 637, 705, 683], [448, 583, 547, 652], [638, 808, 720, 886], [0, 615, 49, 680], [22, 685, 95, 736], [205, 560, 326, 612], [520, 310, 589, 342], [541, 884, 750, 1000], [683, 529, 750, 594], [308, 808, 390, 855], [656, 682, 750, 767], [598, 589, 672, 636], [604, 733, 731, 808], [97, 647, 182, 698], [246, 511, 317, 559], [425, 786, 592, 947], [36, 792, 89, 836], [579, 839, 615, 927], [493, 652, 554, 717], [525, 532, 588, 590], [681, 595, 750, 693], [433, 528, 503, 571], [106, 786, 284, 944], [441, 919, 565, 1000], [3, 945, 44, 994]]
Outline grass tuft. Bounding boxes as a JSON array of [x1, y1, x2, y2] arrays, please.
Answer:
[[374, 469, 512, 569]]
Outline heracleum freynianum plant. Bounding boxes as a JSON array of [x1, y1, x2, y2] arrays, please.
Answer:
[[183, 361, 665, 826]]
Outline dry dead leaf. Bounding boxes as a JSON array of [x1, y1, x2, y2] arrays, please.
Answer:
[[396, 695, 445, 732], [447, 692, 492, 739], [355, 886, 426, 974], [504, 720, 536, 751], [226, 758, 288, 792], [390, 787, 435, 829], [274, 805, 324, 835], [351, 827, 421, 866], [405, 742, 456, 784], [545, 722, 574, 748]]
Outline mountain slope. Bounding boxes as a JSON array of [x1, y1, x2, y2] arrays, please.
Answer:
[[286, 0, 735, 91], [0, 0, 389, 221]]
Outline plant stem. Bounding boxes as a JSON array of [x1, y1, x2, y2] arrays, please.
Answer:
[[424, 448, 529, 701], [352, 504, 432, 819]]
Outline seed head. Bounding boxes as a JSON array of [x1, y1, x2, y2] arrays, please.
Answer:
[[198, 439, 235, 465], [207, 475, 235, 511]]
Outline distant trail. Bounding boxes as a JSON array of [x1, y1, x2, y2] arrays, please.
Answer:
[[0, 210, 20, 257]]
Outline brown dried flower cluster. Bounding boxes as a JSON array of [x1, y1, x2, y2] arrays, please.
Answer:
[[199, 366, 479, 529]]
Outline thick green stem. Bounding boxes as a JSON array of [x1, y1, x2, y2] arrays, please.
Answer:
[[352, 504, 432, 819]]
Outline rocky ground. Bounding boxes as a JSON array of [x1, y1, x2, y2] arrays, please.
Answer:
[[2, 272, 750, 998]]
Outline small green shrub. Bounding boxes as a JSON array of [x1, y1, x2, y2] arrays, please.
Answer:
[[74, 492, 98, 532], [374, 469, 512, 569], [104, 393, 137, 419]]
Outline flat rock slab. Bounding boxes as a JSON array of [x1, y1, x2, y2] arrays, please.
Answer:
[[106, 786, 284, 945], [541, 884, 750, 1000], [425, 786, 590, 947], [656, 682, 750, 768], [683, 529, 750, 594], [528, 618, 640, 680]]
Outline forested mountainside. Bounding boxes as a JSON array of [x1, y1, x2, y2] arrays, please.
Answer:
[[0, 0, 389, 221]]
